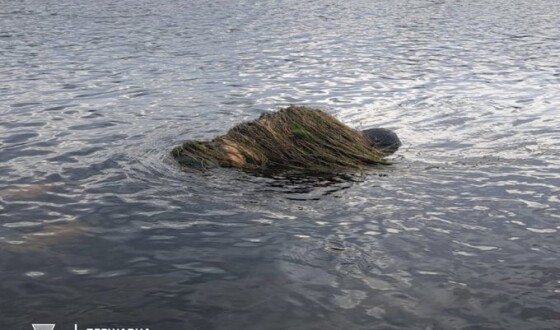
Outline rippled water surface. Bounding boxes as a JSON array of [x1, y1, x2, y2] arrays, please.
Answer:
[[1, 0, 560, 329]]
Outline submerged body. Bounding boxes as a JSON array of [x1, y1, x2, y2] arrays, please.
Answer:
[[172, 106, 400, 174]]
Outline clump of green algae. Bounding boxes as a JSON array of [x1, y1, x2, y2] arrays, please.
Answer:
[[171, 106, 386, 174]]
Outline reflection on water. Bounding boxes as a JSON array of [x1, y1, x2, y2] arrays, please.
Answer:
[[1, 0, 560, 328]]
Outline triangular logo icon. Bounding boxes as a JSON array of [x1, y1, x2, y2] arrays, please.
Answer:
[[32, 324, 55, 330]]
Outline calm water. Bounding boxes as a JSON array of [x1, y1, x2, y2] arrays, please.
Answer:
[[1, 0, 560, 329]]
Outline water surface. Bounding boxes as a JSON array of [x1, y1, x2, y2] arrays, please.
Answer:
[[1, 0, 559, 329]]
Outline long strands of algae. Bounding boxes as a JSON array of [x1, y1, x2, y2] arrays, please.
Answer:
[[171, 106, 386, 174]]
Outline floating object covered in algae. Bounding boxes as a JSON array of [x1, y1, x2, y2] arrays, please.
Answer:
[[171, 106, 401, 174]]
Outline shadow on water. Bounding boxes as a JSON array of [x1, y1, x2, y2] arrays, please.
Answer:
[[247, 165, 401, 201]]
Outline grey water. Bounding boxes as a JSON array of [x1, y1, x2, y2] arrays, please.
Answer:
[[1, 0, 559, 329]]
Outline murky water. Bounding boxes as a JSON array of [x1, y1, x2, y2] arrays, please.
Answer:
[[1, 0, 560, 329]]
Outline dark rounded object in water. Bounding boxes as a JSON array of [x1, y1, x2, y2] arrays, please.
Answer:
[[362, 128, 402, 155]]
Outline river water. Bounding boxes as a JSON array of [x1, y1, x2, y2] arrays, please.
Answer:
[[1, 0, 559, 329]]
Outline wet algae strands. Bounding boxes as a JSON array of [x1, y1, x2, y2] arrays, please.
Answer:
[[171, 106, 387, 174]]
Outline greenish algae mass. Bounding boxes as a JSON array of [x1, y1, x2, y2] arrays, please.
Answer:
[[171, 106, 389, 174]]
